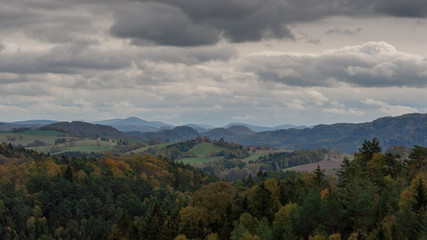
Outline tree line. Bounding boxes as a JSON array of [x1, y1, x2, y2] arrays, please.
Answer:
[[0, 139, 426, 239]]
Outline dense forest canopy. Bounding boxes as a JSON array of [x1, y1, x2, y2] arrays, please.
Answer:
[[0, 139, 426, 239]]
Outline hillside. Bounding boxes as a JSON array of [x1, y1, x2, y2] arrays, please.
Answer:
[[0, 122, 46, 133], [93, 117, 173, 132], [226, 125, 255, 136], [241, 113, 427, 152], [139, 126, 200, 142], [40, 121, 125, 138], [131, 113, 427, 153], [3, 113, 427, 154], [0, 143, 216, 239], [224, 123, 306, 132], [1, 142, 424, 239]]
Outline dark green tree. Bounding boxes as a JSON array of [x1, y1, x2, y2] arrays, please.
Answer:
[[313, 165, 328, 189], [358, 137, 382, 162], [251, 182, 273, 221], [413, 178, 426, 213], [408, 145, 427, 173]]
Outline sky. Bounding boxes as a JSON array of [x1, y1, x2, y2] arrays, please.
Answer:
[[1, 0, 427, 127]]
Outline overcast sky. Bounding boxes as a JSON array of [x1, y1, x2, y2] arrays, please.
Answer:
[[1, 0, 427, 127]]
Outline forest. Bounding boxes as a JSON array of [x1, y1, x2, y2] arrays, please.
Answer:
[[0, 138, 426, 240]]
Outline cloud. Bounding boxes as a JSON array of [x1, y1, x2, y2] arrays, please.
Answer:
[[245, 41, 427, 87], [1, 0, 427, 48], [362, 98, 418, 116], [322, 108, 364, 116], [0, 42, 236, 77], [134, 45, 237, 65], [0, 44, 132, 74], [108, 0, 427, 46], [232, 114, 255, 121], [325, 27, 362, 35], [110, 0, 297, 46], [111, 2, 220, 46], [375, 0, 427, 17], [0, 0, 107, 45]]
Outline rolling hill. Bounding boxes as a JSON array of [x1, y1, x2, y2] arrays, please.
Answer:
[[130, 113, 427, 153], [93, 117, 173, 132], [40, 121, 125, 138], [238, 113, 427, 152], [223, 123, 307, 132], [3, 113, 427, 154]]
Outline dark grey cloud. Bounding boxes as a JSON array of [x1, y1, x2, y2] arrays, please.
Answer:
[[245, 42, 427, 87], [3, 0, 427, 47], [0, 5, 41, 30], [108, 0, 427, 46], [111, 2, 220, 46], [375, 0, 427, 17]]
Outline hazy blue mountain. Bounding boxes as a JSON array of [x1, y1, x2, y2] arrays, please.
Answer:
[[273, 124, 307, 130], [140, 126, 200, 142], [224, 123, 307, 132], [11, 120, 59, 125], [0, 121, 56, 133], [238, 113, 427, 153], [223, 123, 274, 132], [226, 125, 255, 136], [93, 117, 174, 132], [4, 113, 427, 153], [184, 124, 215, 133]]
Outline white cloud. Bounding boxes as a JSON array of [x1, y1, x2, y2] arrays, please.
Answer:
[[284, 99, 307, 110], [362, 98, 418, 116], [245, 41, 427, 87]]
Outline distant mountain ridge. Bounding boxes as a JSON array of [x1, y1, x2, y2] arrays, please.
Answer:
[[135, 113, 427, 153], [0, 117, 308, 133], [3, 113, 427, 153], [236, 113, 427, 153], [40, 121, 125, 138], [0, 121, 56, 132], [223, 123, 307, 132], [12, 120, 59, 125], [92, 117, 174, 133]]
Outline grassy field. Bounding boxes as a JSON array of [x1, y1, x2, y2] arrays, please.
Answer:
[[179, 156, 223, 165], [0, 130, 65, 146], [189, 143, 225, 157], [243, 153, 266, 162], [0, 129, 120, 154], [27, 139, 118, 154]]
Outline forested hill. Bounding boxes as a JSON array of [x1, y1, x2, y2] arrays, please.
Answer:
[[240, 113, 427, 152], [133, 113, 427, 153], [0, 143, 215, 239], [40, 121, 125, 138], [0, 140, 426, 239]]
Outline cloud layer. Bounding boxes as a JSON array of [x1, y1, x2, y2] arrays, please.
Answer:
[[246, 41, 427, 87], [0, 0, 426, 126]]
